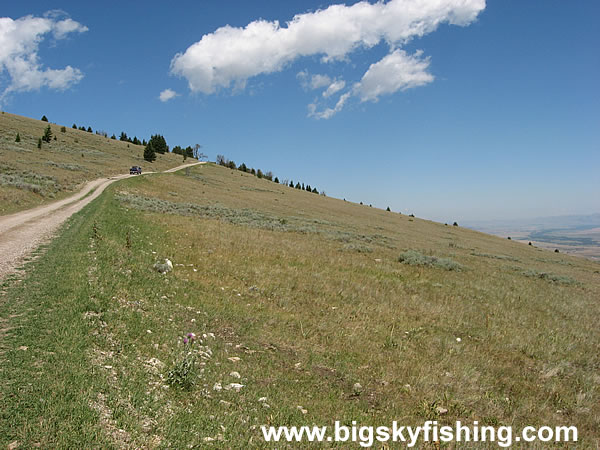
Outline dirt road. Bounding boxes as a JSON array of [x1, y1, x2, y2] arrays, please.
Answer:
[[0, 162, 204, 281]]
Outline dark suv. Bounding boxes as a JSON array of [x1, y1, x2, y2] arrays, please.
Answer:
[[130, 166, 142, 175]]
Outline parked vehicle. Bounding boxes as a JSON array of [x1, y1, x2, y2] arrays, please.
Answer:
[[130, 166, 142, 175]]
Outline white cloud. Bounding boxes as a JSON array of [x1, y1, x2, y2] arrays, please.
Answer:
[[159, 88, 179, 102], [323, 79, 346, 98], [170, 0, 485, 117], [310, 74, 332, 90], [309, 91, 352, 120], [0, 13, 87, 99], [355, 49, 434, 102]]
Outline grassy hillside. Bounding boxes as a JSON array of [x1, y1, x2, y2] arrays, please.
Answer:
[[0, 112, 187, 214], [1, 163, 598, 447]]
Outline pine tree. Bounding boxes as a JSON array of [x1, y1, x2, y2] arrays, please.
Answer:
[[41, 115, 48, 122], [37, 138, 42, 149], [256, 169, 263, 178], [42, 125, 52, 143], [15, 133, 20, 142], [386, 207, 391, 211], [144, 142, 156, 162], [87, 126, 92, 133], [274, 176, 279, 183], [147, 134, 168, 154], [72, 123, 77, 129], [289, 180, 294, 188]]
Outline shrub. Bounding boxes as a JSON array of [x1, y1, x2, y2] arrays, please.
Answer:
[[522, 269, 576, 285], [37, 138, 42, 149], [398, 250, 464, 271], [60, 126, 66, 133], [15, 133, 20, 143]]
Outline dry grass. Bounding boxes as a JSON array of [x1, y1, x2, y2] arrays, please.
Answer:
[[1, 161, 599, 447], [0, 112, 187, 214]]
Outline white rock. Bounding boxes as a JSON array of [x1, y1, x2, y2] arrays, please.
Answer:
[[228, 357, 241, 363], [230, 371, 241, 379], [224, 383, 244, 392], [456, 337, 462, 343], [258, 397, 267, 402], [213, 382, 222, 391]]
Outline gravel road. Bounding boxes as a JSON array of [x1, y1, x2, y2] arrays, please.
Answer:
[[0, 162, 203, 281]]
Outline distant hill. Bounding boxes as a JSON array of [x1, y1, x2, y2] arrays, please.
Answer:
[[0, 111, 187, 215]]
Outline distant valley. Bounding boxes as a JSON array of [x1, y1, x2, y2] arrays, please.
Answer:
[[465, 213, 600, 260]]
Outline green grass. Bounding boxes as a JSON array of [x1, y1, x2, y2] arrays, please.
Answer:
[[1, 163, 599, 447]]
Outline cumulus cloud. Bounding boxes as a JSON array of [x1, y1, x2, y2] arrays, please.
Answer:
[[355, 49, 433, 102], [170, 0, 485, 117], [0, 12, 87, 100], [159, 88, 179, 102]]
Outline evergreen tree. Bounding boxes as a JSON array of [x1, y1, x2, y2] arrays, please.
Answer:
[[250, 168, 256, 175], [256, 169, 263, 178], [148, 134, 168, 154], [238, 163, 247, 172], [111, 134, 116, 140], [274, 176, 279, 183], [60, 126, 66, 133], [42, 125, 52, 143], [144, 141, 156, 162], [41, 115, 48, 122], [185, 146, 194, 158], [79, 126, 86, 131], [72, 124, 77, 129], [37, 138, 42, 149], [295, 182, 301, 189], [87, 126, 92, 133], [119, 132, 128, 142], [312, 187, 318, 193], [386, 206, 391, 211], [227, 160, 236, 170], [15, 133, 20, 143], [289, 180, 294, 188]]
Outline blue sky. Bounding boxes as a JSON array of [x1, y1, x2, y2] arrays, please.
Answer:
[[1, 1, 598, 222]]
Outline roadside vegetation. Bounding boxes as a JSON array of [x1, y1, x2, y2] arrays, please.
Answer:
[[1, 163, 598, 447]]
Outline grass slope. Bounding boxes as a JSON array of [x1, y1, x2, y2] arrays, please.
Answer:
[[1, 164, 599, 447], [0, 112, 187, 214]]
